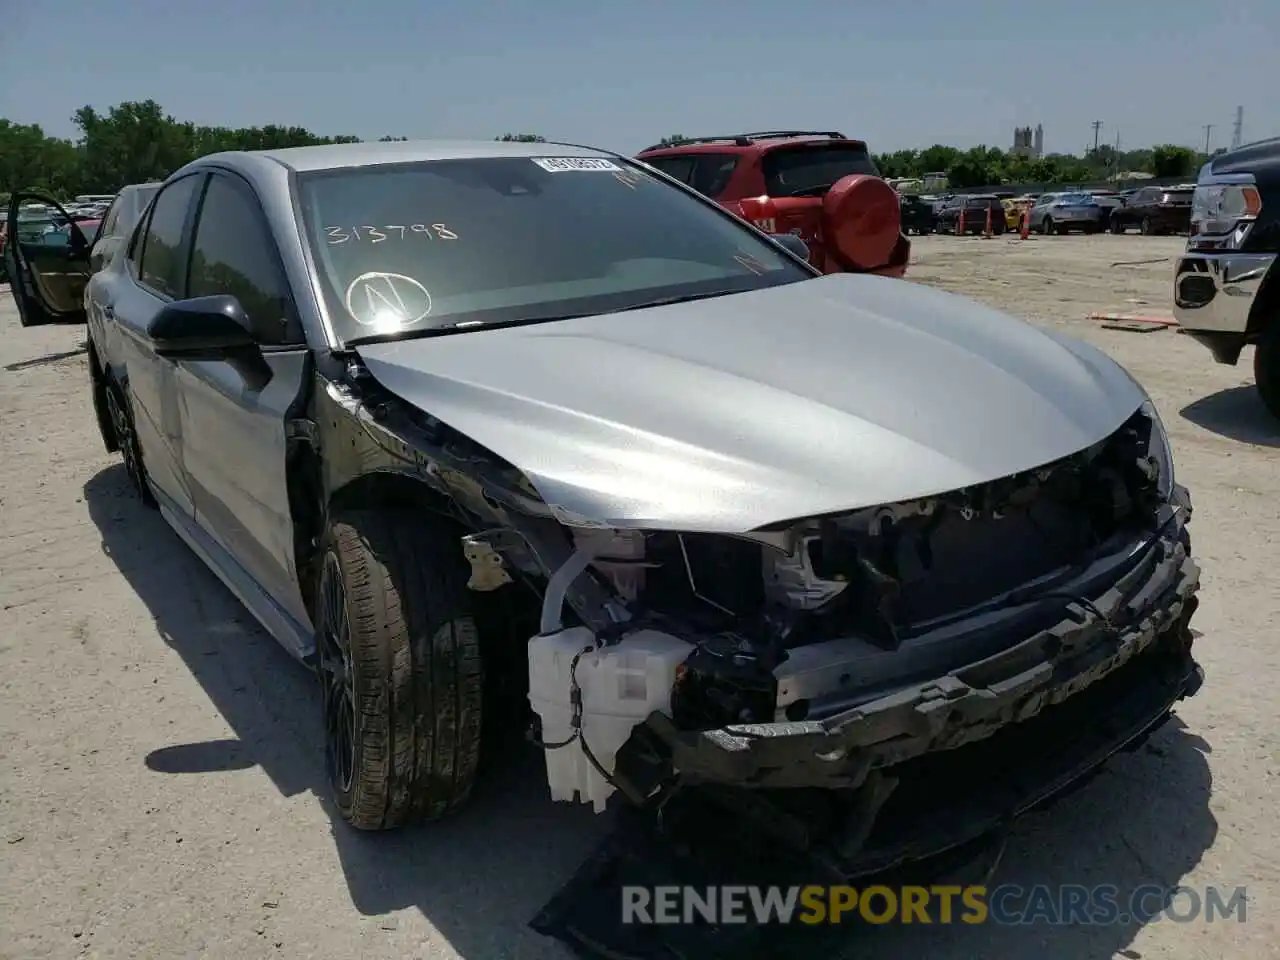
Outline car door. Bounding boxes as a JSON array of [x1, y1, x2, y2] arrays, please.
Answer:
[[4, 192, 93, 326], [1031, 194, 1055, 228], [108, 172, 207, 517], [172, 170, 313, 633]]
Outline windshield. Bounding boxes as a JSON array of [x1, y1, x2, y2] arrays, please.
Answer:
[[1057, 193, 1096, 205], [297, 156, 811, 344], [761, 144, 879, 197]]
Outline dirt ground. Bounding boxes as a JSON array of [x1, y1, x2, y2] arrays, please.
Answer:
[[2, 233, 1278, 959]]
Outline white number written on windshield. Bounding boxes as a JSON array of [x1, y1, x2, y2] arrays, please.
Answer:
[[325, 223, 458, 244]]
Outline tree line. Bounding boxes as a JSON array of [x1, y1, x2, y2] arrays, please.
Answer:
[[1, 99, 1211, 204], [657, 134, 1211, 188]]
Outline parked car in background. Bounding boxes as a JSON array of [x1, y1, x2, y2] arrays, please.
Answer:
[[1110, 185, 1194, 235], [636, 130, 909, 277], [91, 182, 162, 272], [42, 140, 1199, 874], [899, 193, 936, 234], [1001, 196, 1035, 231], [1088, 190, 1124, 231], [1173, 137, 1278, 418], [934, 195, 1007, 235], [1028, 192, 1105, 234]]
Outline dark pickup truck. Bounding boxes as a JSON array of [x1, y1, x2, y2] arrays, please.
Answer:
[[1173, 138, 1280, 419]]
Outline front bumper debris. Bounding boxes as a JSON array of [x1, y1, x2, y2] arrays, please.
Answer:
[[615, 525, 1199, 795], [532, 527, 1203, 959]]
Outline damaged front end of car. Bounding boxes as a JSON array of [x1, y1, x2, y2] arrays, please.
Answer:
[[320, 357, 1202, 873]]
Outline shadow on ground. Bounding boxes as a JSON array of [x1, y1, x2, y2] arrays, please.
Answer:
[[1180, 384, 1280, 447], [84, 463, 1217, 960], [4, 344, 87, 372]]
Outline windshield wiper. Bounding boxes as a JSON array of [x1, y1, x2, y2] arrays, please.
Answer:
[[342, 291, 743, 348], [600, 290, 741, 314]]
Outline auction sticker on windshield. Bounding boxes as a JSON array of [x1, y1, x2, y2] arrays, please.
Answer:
[[532, 157, 621, 173]]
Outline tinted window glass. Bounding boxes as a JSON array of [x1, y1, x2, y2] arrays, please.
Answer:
[[188, 175, 299, 345], [693, 155, 739, 196], [761, 144, 879, 197], [644, 156, 696, 185], [123, 185, 160, 236], [297, 156, 809, 345], [139, 175, 201, 298], [99, 198, 122, 238]]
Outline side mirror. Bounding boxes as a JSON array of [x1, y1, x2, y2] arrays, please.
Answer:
[[147, 295, 257, 358], [770, 232, 810, 261]]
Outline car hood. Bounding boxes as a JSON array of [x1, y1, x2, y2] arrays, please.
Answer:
[[355, 273, 1145, 532]]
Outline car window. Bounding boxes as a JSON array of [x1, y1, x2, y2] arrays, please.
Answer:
[[761, 143, 879, 197], [188, 174, 301, 346], [99, 198, 122, 239], [643, 156, 697, 185], [138, 175, 202, 298], [125, 185, 160, 234], [297, 155, 811, 345], [693, 154, 739, 197]]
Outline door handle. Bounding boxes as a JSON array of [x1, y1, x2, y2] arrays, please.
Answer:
[[101, 304, 115, 320]]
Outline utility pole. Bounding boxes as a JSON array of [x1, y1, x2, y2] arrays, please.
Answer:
[[1091, 120, 1104, 153], [1203, 124, 1213, 155], [1232, 106, 1243, 150]]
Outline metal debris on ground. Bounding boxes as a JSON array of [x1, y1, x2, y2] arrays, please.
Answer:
[[1087, 312, 1178, 330], [1110, 257, 1171, 267], [1101, 321, 1168, 333]]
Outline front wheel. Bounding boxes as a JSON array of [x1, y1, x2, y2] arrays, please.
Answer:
[[104, 381, 156, 507], [315, 509, 484, 830], [1254, 324, 1280, 422], [1041, 216, 1054, 235]]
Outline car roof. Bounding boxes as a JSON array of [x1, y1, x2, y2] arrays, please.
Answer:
[[637, 131, 864, 156], [194, 139, 614, 175]]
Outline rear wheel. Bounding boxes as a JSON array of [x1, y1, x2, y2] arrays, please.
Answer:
[[1141, 216, 1153, 236], [315, 509, 483, 830], [1254, 324, 1280, 422]]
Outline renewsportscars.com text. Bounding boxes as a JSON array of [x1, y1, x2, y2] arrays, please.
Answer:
[[621, 884, 1248, 926]]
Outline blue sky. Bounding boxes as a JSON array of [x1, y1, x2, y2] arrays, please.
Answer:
[[2, 0, 1276, 156]]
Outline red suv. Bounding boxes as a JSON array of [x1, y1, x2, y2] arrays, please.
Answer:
[[636, 131, 909, 278]]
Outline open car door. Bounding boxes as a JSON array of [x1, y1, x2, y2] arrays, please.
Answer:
[[4, 192, 92, 327]]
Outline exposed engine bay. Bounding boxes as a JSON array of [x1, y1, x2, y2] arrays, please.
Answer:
[[331, 364, 1191, 819]]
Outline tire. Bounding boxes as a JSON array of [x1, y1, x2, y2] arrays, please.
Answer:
[[1041, 216, 1054, 236], [1110, 217, 1125, 235], [1055, 223, 1068, 236], [89, 349, 119, 455], [1141, 217, 1153, 236], [104, 380, 156, 507], [1254, 324, 1280, 422], [315, 509, 483, 831]]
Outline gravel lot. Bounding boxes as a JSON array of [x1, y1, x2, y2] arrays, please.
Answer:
[[2, 234, 1277, 959]]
